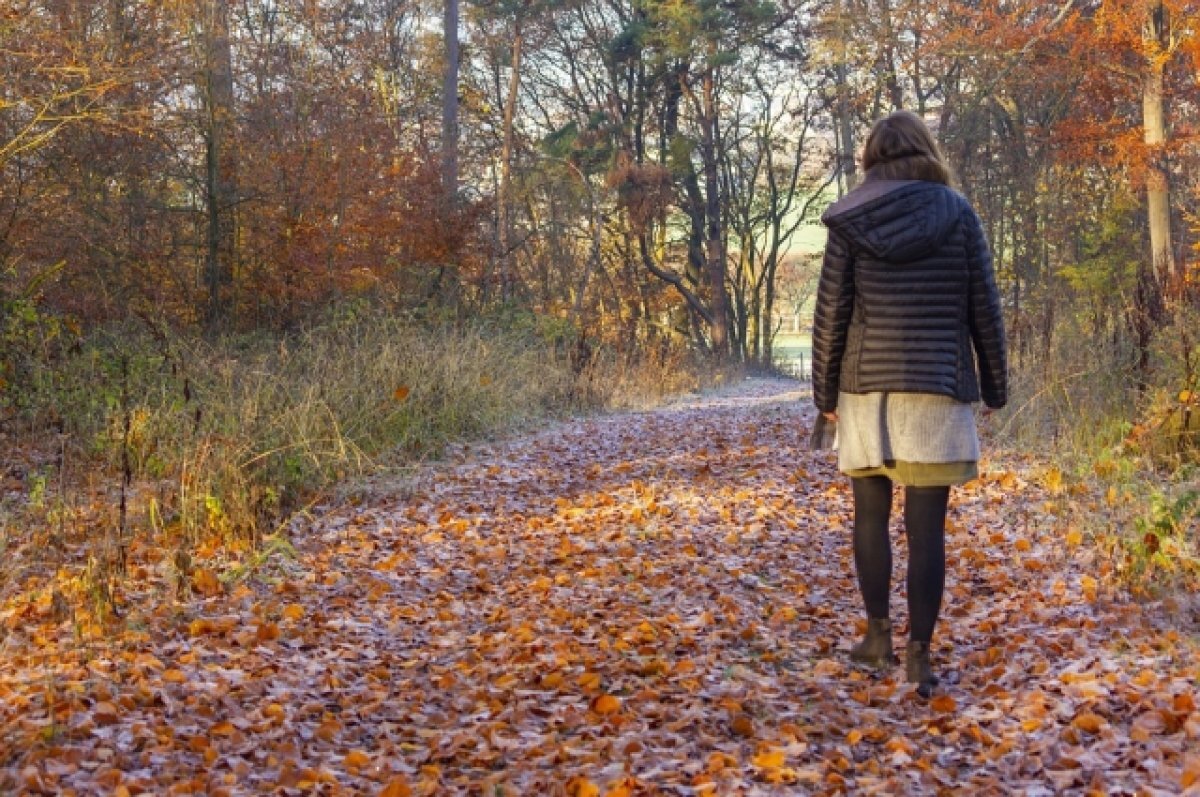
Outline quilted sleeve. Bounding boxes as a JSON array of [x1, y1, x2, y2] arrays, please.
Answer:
[[811, 227, 855, 413], [963, 205, 1008, 409]]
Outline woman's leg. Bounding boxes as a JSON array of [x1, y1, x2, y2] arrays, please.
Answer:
[[851, 475, 893, 620], [904, 485, 949, 642]]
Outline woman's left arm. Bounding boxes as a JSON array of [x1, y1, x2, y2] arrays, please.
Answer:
[[812, 228, 855, 415], [964, 207, 1008, 409]]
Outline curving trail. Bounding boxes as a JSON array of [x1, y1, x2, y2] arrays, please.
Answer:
[[2, 377, 1197, 795]]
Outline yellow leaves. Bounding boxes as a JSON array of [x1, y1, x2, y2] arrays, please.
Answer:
[[1042, 467, 1064, 495], [162, 668, 187, 684], [578, 672, 602, 691], [1080, 574, 1099, 602], [1066, 527, 1084, 547]]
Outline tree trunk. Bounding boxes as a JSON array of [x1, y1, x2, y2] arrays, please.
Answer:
[[497, 29, 523, 301], [700, 59, 729, 358], [442, 0, 460, 199], [833, 0, 858, 193], [1143, 2, 1175, 288], [202, 0, 236, 330]]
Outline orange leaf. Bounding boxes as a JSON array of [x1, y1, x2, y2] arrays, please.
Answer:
[[162, 668, 187, 683], [1182, 755, 1200, 789], [1072, 712, 1105, 733], [729, 713, 755, 737], [393, 386, 411, 402], [282, 604, 306, 621], [379, 777, 413, 797], [192, 568, 222, 596], [930, 694, 957, 713], [344, 750, 371, 769], [566, 777, 600, 797], [93, 701, 119, 725], [604, 779, 636, 797], [751, 748, 785, 769], [591, 694, 621, 716]]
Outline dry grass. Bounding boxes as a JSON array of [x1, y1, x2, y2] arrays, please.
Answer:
[[1, 312, 720, 625]]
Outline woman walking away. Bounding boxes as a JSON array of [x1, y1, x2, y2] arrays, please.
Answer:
[[811, 110, 1007, 698]]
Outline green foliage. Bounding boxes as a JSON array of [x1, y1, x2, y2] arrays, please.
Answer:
[[0, 260, 80, 426], [1056, 190, 1140, 305], [1120, 476, 1200, 597]]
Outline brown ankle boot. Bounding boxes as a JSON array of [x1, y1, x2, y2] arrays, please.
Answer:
[[905, 641, 939, 698], [849, 618, 894, 669]]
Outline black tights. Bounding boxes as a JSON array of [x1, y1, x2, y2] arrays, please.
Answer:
[[851, 476, 948, 643]]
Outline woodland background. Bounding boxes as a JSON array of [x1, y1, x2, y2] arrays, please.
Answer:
[[1, 0, 1199, 604]]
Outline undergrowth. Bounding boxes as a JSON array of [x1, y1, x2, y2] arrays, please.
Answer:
[[995, 306, 1200, 599], [0, 306, 718, 628]]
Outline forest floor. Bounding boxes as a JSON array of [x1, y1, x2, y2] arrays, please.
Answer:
[[2, 377, 1198, 795]]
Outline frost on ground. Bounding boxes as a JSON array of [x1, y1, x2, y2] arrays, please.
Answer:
[[2, 377, 1198, 794]]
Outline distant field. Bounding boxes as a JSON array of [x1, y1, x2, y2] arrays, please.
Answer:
[[772, 332, 812, 378]]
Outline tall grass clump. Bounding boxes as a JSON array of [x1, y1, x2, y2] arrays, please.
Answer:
[[5, 311, 581, 550], [993, 305, 1200, 597]]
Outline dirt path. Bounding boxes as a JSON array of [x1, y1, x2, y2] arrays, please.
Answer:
[[2, 377, 1197, 794]]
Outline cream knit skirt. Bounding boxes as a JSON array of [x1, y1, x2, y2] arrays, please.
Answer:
[[837, 391, 979, 487]]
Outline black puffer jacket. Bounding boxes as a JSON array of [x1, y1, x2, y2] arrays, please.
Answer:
[[811, 178, 1007, 413]]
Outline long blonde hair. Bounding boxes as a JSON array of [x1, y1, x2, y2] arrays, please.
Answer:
[[862, 110, 954, 186]]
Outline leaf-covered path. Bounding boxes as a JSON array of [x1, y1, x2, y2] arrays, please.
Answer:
[[3, 377, 1198, 794]]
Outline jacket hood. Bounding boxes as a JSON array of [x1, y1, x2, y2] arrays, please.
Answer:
[[821, 179, 963, 262]]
